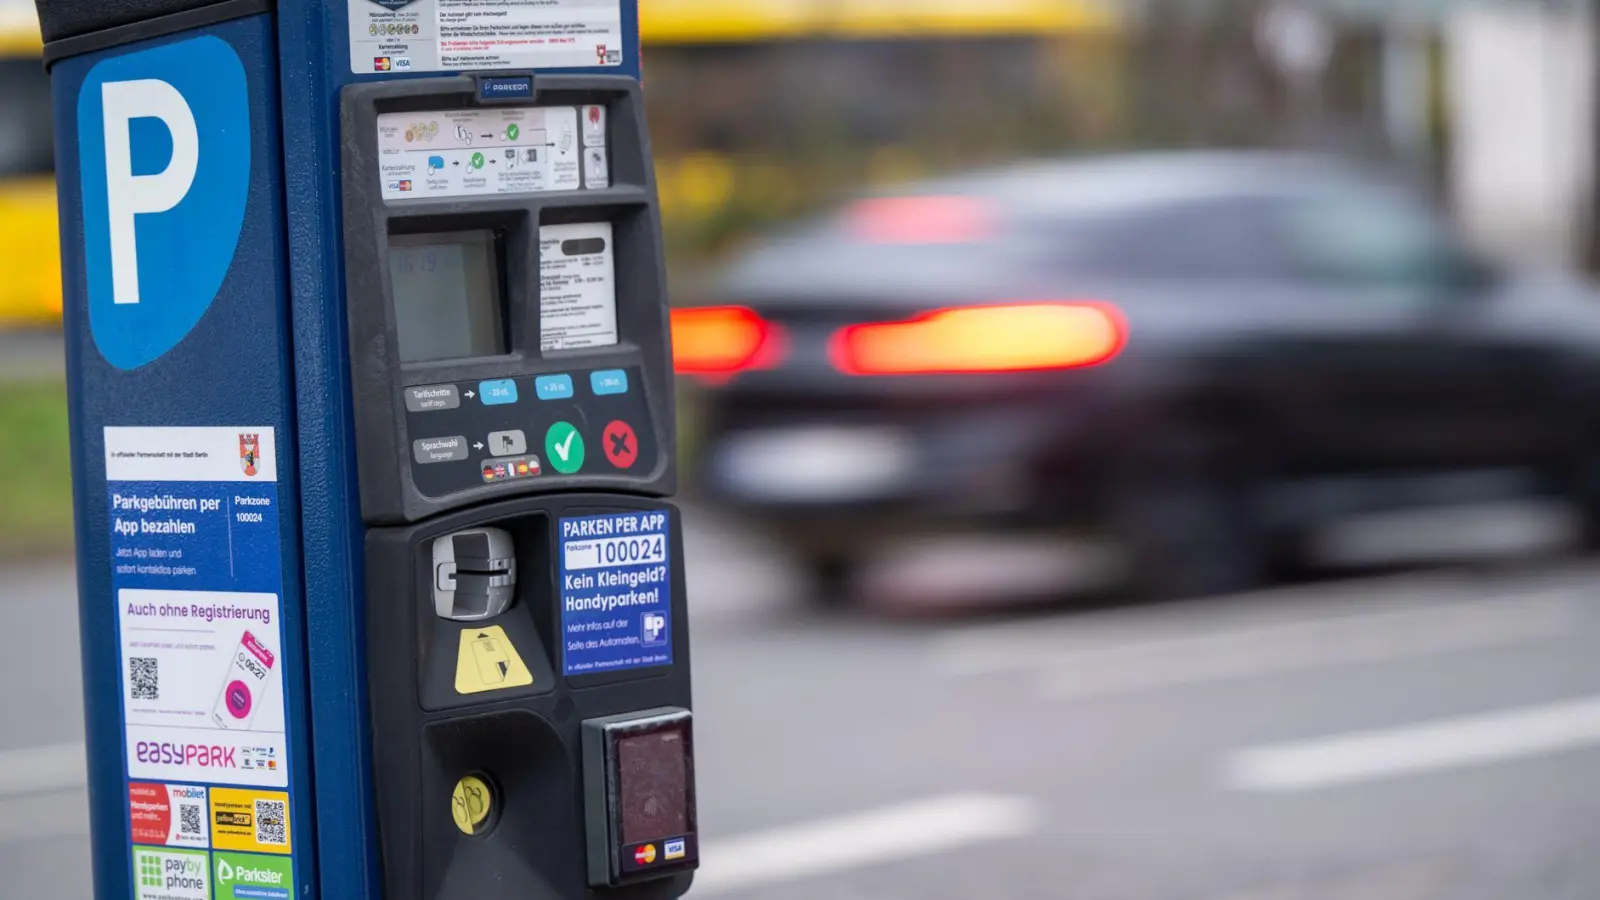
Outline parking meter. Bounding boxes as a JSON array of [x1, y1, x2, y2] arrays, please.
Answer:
[[40, 2, 694, 899]]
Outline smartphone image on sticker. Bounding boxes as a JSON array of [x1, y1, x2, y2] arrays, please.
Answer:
[[211, 631, 276, 730]]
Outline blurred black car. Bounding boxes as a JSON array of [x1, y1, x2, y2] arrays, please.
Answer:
[[673, 153, 1600, 602]]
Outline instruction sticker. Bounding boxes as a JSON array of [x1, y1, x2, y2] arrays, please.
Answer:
[[559, 511, 672, 676], [454, 625, 535, 694], [210, 787, 291, 855], [540, 222, 617, 351], [107, 427, 291, 789], [376, 106, 584, 200], [348, 0, 624, 74]]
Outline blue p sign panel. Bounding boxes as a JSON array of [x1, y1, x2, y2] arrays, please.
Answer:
[[77, 35, 251, 370]]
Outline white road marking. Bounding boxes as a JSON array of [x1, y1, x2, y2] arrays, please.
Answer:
[[694, 793, 1038, 895], [1038, 596, 1575, 700], [935, 587, 1579, 701], [0, 742, 86, 797], [1226, 695, 1600, 792]]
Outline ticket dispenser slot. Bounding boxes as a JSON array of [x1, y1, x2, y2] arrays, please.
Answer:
[[346, 72, 694, 900]]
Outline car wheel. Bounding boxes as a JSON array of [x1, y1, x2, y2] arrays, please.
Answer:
[[1108, 438, 1267, 602]]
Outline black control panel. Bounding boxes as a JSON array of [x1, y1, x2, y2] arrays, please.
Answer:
[[341, 73, 675, 525], [404, 366, 660, 497]]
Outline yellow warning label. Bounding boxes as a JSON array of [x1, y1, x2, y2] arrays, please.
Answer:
[[454, 625, 534, 695], [451, 775, 494, 835], [209, 787, 292, 855]]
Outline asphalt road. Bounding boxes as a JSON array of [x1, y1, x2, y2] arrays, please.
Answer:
[[5, 509, 1600, 899]]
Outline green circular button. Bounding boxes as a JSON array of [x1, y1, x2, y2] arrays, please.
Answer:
[[470, 151, 485, 169], [505, 123, 520, 141], [545, 422, 585, 474]]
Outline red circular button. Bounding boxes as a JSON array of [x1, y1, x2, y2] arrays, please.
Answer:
[[603, 420, 639, 469]]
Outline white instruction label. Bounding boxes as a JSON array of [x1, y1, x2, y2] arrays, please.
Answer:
[[540, 222, 617, 351], [377, 106, 583, 200], [349, 0, 624, 75]]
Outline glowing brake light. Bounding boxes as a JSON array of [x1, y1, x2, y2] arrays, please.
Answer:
[[671, 306, 785, 377], [829, 302, 1126, 376]]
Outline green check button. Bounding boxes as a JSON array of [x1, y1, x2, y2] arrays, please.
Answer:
[[545, 422, 585, 474]]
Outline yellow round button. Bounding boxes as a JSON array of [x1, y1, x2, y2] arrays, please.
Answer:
[[451, 775, 494, 836]]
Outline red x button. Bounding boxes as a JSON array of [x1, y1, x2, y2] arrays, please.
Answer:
[[603, 420, 639, 469]]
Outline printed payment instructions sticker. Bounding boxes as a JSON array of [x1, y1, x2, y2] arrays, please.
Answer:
[[376, 106, 583, 201], [107, 427, 291, 789], [348, 0, 623, 74], [540, 222, 617, 351], [559, 510, 672, 675]]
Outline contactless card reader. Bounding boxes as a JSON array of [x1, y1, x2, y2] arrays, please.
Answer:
[[347, 72, 695, 900]]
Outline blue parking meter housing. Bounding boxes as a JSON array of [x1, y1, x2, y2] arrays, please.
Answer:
[[41, 1, 694, 898]]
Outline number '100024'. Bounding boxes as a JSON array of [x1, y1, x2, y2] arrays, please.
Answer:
[[602, 536, 665, 565]]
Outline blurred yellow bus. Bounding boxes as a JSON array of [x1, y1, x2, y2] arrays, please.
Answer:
[[0, 6, 56, 329], [640, 0, 1115, 43]]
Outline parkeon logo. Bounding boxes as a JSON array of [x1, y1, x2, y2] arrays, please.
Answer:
[[76, 35, 251, 370]]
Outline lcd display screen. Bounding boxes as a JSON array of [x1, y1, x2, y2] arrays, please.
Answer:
[[616, 725, 692, 845], [389, 231, 504, 363]]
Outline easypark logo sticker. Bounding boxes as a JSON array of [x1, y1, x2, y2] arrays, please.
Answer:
[[137, 742, 238, 768]]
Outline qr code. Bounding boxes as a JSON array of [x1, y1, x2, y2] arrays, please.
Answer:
[[254, 799, 287, 846], [178, 802, 203, 837], [129, 657, 158, 700]]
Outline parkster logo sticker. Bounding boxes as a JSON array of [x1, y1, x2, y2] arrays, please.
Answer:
[[213, 851, 293, 900], [76, 35, 251, 370]]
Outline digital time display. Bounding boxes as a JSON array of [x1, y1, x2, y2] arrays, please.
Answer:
[[388, 231, 503, 363]]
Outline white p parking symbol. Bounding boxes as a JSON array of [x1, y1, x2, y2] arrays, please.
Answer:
[[100, 79, 198, 306]]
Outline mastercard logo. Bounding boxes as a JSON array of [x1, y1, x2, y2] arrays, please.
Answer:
[[634, 844, 657, 865]]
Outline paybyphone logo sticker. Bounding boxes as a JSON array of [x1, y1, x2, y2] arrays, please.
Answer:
[[77, 36, 251, 370]]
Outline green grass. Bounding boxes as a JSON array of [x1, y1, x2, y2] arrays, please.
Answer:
[[0, 380, 74, 556]]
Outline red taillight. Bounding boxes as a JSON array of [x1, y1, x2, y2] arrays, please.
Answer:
[[829, 302, 1126, 376], [671, 306, 785, 377]]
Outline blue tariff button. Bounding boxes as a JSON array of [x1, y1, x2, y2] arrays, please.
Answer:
[[478, 379, 519, 405], [535, 374, 575, 400], [479, 76, 533, 101], [590, 369, 629, 396]]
